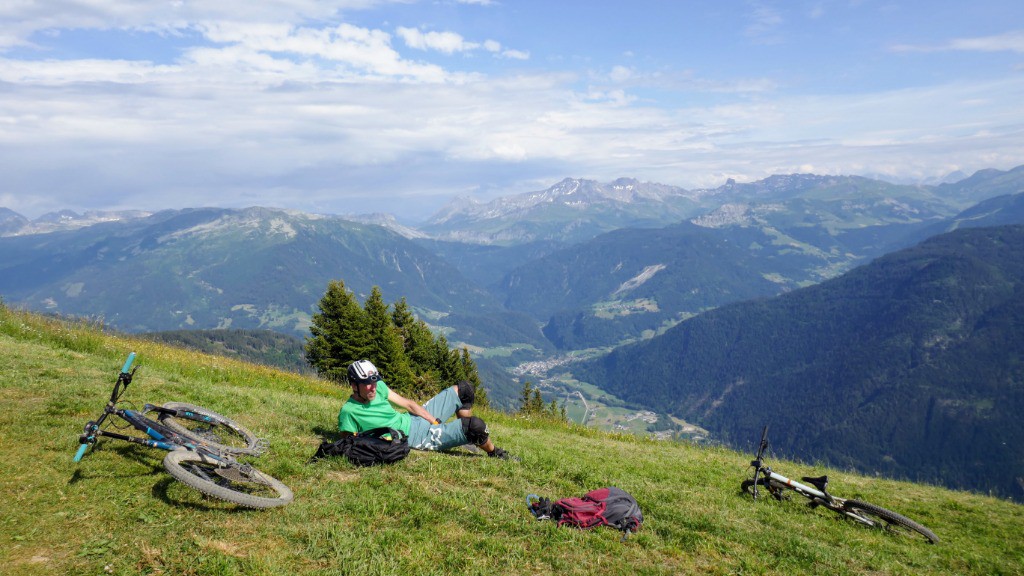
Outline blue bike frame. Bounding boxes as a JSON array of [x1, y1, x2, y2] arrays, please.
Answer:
[[74, 353, 219, 462]]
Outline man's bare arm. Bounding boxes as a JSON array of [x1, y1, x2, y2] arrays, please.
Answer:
[[388, 390, 440, 424]]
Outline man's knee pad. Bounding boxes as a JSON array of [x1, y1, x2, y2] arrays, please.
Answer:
[[456, 380, 475, 410], [461, 416, 489, 446]]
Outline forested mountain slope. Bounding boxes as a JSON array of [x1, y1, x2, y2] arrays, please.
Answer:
[[575, 225, 1024, 500], [912, 191, 1024, 241], [143, 328, 312, 373], [505, 221, 829, 349]]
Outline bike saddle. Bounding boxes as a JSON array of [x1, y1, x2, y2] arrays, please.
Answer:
[[801, 475, 829, 492]]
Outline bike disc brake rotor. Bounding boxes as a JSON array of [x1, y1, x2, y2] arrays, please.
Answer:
[[188, 425, 223, 444], [214, 464, 269, 486]]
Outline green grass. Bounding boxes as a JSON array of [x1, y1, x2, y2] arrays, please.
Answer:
[[2, 305, 1023, 575]]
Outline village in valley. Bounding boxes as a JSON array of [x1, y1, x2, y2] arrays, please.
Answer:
[[513, 355, 710, 443]]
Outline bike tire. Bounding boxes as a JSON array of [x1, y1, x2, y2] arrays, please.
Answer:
[[741, 477, 770, 496], [163, 450, 293, 509], [158, 402, 263, 455], [843, 499, 939, 544]]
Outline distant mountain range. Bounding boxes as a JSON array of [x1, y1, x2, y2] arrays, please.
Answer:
[[419, 177, 706, 245], [417, 169, 1020, 247], [3, 166, 1023, 355], [0, 207, 544, 347], [459, 167, 1024, 350], [0, 207, 151, 236]]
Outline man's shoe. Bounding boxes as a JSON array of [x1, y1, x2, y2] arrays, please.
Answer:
[[488, 447, 520, 461]]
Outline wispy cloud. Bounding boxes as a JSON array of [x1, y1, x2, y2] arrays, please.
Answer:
[[743, 2, 785, 45], [892, 30, 1024, 54]]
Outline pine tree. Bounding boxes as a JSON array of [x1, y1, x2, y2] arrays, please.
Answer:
[[305, 280, 370, 382], [520, 381, 545, 415], [519, 381, 534, 414], [433, 334, 460, 384], [391, 298, 438, 375], [363, 287, 415, 394], [457, 347, 488, 407], [390, 297, 417, 343], [531, 389, 544, 414]]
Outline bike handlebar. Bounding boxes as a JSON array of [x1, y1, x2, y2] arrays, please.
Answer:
[[74, 353, 135, 461], [121, 352, 136, 374]]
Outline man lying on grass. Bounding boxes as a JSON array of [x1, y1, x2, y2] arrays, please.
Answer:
[[339, 359, 519, 461]]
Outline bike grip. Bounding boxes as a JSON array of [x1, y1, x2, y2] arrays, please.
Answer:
[[74, 443, 88, 462], [121, 352, 136, 374]]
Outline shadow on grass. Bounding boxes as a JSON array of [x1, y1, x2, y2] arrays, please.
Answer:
[[68, 444, 166, 485], [307, 425, 484, 464], [71, 443, 265, 512], [311, 425, 344, 443], [151, 477, 258, 512], [440, 445, 484, 458]]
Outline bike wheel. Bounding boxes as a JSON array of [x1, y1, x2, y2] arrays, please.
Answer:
[[163, 450, 293, 509], [158, 402, 263, 456], [843, 499, 939, 544], [741, 477, 770, 496]]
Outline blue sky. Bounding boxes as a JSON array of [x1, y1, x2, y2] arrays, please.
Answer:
[[1, 1, 1022, 222]]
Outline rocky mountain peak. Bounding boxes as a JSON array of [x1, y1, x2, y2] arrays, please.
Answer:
[[0, 208, 152, 237]]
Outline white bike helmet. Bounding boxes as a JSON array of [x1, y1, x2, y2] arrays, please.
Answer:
[[347, 359, 380, 384]]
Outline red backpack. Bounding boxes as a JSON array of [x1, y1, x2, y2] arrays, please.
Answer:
[[528, 487, 643, 539]]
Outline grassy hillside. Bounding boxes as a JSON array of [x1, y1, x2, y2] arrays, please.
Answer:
[[2, 305, 1021, 575]]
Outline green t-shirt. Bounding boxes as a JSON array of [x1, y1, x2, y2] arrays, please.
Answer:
[[338, 380, 411, 435]]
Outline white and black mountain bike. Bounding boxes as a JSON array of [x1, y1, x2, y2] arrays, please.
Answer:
[[741, 425, 938, 544]]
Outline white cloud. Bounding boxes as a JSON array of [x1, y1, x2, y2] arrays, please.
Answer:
[[395, 26, 525, 61], [397, 26, 478, 54], [500, 48, 529, 60], [0, 2, 1021, 221]]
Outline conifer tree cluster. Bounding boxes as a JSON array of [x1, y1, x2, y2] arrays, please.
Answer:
[[518, 381, 566, 421], [305, 280, 487, 405]]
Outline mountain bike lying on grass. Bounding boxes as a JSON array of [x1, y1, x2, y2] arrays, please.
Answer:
[[741, 425, 938, 544], [73, 353, 293, 509]]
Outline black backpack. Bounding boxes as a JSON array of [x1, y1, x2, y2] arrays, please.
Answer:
[[528, 487, 643, 540], [310, 427, 410, 467]]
